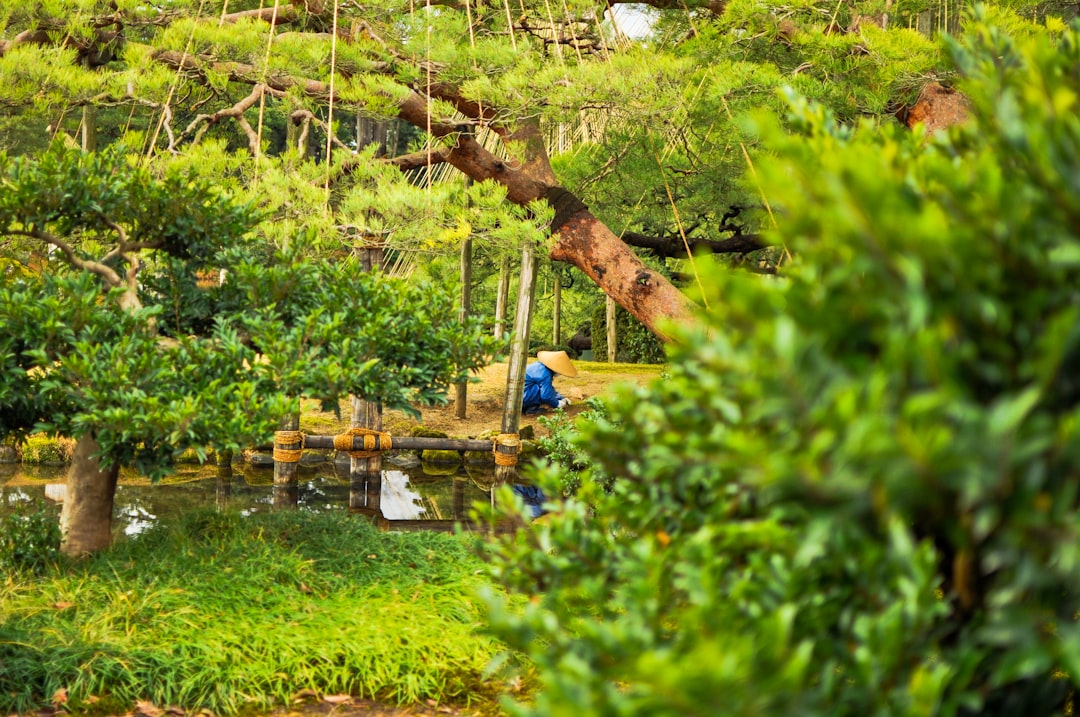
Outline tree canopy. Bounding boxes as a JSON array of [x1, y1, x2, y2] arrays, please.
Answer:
[[0, 0, 1000, 336]]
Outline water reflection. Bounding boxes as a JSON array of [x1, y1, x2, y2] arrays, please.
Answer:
[[0, 459, 499, 536]]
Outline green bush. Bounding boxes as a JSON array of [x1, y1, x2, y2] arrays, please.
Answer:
[[536, 397, 613, 495], [0, 500, 62, 574], [590, 302, 665, 364], [19, 434, 72, 464], [478, 16, 1080, 717]]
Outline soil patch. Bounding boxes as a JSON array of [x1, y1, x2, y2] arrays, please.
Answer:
[[302, 360, 664, 440]]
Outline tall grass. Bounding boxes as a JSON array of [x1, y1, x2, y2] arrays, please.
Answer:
[[0, 510, 513, 715]]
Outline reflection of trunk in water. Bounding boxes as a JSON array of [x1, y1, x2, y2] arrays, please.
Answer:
[[349, 473, 381, 517], [215, 466, 232, 510]]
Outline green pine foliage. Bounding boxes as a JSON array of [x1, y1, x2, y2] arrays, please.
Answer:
[[478, 15, 1080, 717]]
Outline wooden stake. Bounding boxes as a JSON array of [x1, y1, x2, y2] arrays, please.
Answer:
[[455, 237, 473, 419], [606, 294, 617, 363], [352, 242, 385, 492], [273, 412, 300, 508], [494, 255, 510, 340], [497, 240, 538, 484], [552, 266, 562, 346]]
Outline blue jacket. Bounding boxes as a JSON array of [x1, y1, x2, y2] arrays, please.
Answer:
[[522, 361, 564, 411]]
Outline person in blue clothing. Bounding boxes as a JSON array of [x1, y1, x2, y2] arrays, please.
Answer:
[[522, 350, 577, 414]]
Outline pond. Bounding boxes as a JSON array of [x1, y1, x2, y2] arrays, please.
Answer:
[[0, 456, 506, 538]]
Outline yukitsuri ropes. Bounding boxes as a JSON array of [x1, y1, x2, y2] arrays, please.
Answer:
[[272, 429, 520, 466]]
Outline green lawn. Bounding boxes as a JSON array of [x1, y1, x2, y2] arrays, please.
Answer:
[[0, 510, 518, 715]]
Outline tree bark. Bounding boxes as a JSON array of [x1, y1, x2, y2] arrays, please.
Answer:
[[59, 434, 120, 557], [549, 205, 691, 342], [621, 230, 766, 257]]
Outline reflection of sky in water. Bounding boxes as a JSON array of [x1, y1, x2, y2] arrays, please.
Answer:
[[380, 470, 426, 520], [123, 504, 156, 536]]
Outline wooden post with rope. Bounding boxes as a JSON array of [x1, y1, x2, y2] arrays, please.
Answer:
[[273, 412, 302, 508], [351, 240, 385, 507]]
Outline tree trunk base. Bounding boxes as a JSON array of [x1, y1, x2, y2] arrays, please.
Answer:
[[59, 434, 120, 557]]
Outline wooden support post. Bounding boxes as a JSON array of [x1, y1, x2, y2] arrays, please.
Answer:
[[352, 241, 385, 491], [350, 396, 383, 482], [455, 237, 473, 419], [606, 294, 618, 363], [81, 105, 97, 153], [494, 255, 510, 340], [273, 412, 301, 508], [552, 267, 562, 346], [81, 58, 97, 153], [496, 240, 538, 484]]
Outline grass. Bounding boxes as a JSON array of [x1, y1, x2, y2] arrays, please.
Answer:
[[575, 361, 666, 376], [0, 510, 516, 715]]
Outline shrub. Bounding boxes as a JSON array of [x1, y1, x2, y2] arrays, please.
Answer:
[[0, 500, 62, 574], [536, 397, 613, 495], [478, 16, 1080, 717], [590, 302, 665, 364], [19, 434, 73, 464]]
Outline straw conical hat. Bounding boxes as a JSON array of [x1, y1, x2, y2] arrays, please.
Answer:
[[537, 350, 578, 377]]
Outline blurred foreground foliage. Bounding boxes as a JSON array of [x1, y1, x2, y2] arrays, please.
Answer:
[[479, 15, 1080, 717]]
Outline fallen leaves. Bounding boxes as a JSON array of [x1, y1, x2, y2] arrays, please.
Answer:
[[133, 700, 185, 717]]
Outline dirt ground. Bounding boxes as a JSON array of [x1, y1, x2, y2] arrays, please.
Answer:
[[303, 360, 664, 441], [390, 360, 663, 439]]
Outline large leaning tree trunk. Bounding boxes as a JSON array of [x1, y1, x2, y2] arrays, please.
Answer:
[[388, 105, 698, 341]]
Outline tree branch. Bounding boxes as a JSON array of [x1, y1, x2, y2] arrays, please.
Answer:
[[622, 230, 768, 257], [7, 229, 123, 288], [173, 84, 277, 151]]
